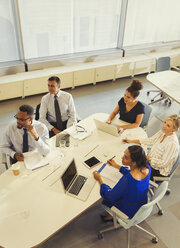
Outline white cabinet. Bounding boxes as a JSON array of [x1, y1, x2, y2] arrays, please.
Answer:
[[0, 81, 23, 101], [95, 65, 115, 82], [74, 69, 95, 86]]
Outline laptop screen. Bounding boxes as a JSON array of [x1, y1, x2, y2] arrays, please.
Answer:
[[61, 159, 77, 190]]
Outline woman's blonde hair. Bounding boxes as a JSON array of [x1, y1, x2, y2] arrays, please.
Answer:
[[167, 115, 180, 130]]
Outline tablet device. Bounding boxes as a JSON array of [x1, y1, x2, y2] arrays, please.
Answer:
[[83, 156, 101, 169]]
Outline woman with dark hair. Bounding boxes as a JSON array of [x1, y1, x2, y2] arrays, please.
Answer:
[[107, 79, 144, 132], [93, 145, 151, 221]]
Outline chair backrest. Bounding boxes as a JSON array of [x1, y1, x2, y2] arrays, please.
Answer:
[[140, 102, 152, 128], [125, 181, 169, 228], [156, 57, 170, 72], [168, 149, 180, 178], [35, 104, 41, 120]]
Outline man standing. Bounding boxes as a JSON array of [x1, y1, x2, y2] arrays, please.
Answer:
[[39, 76, 76, 137], [2, 104, 50, 162]]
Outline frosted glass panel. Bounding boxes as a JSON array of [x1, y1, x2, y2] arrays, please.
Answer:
[[74, 0, 122, 52], [19, 0, 73, 59], [123, 0, 180, 47], [0, 0, 20, 62], [18, 0, 122, 59]]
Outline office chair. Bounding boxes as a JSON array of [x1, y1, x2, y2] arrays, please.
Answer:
[[140, 102, 152, 128], [35, 104, 41, 120], [147, 56, 172, 105], [1, 152, 11, 170], [150, 149, 180, 215], [98, 181, 168, 248]]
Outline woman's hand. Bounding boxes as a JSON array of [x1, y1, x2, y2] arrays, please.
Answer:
[[93, 171, 103, 185], [122, 138, 131, 143], [106, 120, 111, 124], [107, 159, 120, 169], [118, 127, 123, 134], [93, 171, 101, 181]]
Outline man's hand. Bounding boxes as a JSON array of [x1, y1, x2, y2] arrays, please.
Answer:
[[52, 127, 61, 135], [26, 124, 39, 141], [106, 120, 111, 124], [14, 153, 24, 161]]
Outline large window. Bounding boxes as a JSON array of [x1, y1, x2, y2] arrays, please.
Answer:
[[18, 0, 122, 59], [0, 0, 20, 63], [123, 0, 180, 47]]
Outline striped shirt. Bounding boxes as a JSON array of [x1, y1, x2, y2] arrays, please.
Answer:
[[140, 130, 179, 176]]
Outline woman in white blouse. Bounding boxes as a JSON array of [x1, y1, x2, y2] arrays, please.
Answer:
[[123, 115, 180, 179]]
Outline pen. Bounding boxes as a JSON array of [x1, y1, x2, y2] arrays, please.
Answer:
[[109, 155, 116, 161], [84, 145, 99, 157], [97, 155, 116, 173]]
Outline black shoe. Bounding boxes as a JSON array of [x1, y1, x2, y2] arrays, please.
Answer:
[[100, 214, 113, 223]]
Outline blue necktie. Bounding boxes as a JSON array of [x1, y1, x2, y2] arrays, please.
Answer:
[[23, 128, 29, 153], [54, 95, 63, 130]]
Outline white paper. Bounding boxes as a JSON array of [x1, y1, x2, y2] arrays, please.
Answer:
[[24, 150, 49, 170], [66, 126, 92, 140], [101, 165, 122, 183]]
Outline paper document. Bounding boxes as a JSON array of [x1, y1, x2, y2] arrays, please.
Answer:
[[101, 165, 122, 183], [66, 125, 92, 140], [24, 150, 49, 170]]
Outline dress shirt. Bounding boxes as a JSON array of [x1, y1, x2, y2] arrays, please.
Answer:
[[140, 130, 179, 176], [39, 90, 76, 131], [2, 120, 50, 158]]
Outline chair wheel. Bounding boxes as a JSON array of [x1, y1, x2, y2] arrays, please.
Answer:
[[158, 210, 163, 216], [147, 92, 150, 96], [166, 189, 171, 195], [160, 93, 163, 97], [151, 99, 154, 102], [169, 102, 172, 106], [152, 237, 158, 243], [165, 100, 168, 104], [98, 233, 103, 240]]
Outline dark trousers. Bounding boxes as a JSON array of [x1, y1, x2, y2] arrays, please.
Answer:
[[49, 121, 68, 138], [150, 167, 167, 180]]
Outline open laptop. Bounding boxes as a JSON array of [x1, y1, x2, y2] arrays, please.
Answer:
[[94, 119, 119, 137], [61, 158, 95, 201]]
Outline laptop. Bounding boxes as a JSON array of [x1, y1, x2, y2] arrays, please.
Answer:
[[61, 159, 95, 201], [94, 119, 119, 137]]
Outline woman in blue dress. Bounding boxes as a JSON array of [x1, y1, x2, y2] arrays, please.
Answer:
[[93, 145, 151, 221], [107, 79, 144, 132]]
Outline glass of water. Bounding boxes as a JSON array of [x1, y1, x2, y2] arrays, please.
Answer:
[[59, 139, 66, 157]]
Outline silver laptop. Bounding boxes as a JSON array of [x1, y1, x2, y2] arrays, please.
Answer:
[[61, 159, 95, 201], [94, 119, 119, 137]]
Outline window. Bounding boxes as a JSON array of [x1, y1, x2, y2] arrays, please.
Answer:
[[123, 0, 180, 47], [0, 0, 20, 63], [18, 0, 122, 59]]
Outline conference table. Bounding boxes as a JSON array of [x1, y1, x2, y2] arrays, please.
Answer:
[[0, 113, 147, 248], [147, 70, 180, 104]]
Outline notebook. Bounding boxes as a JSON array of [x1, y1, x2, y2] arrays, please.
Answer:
[[61, 158, 95, 201], [94, 119, 119, 137]]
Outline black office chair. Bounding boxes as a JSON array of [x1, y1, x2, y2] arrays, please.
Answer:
[[147, 56, 172, 105], [35, 104, 41, 120]]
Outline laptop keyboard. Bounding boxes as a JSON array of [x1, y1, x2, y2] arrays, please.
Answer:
[[69, 175, 87, 196]]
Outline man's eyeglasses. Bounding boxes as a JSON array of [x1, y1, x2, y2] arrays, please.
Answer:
[[75, 125, 87, 133], [14, 115, 30, 122]]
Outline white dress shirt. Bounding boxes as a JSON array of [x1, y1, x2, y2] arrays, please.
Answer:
[[2, 120, 50, 158], [39, 90, 76, 131], [140, 130, 179, 176]]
